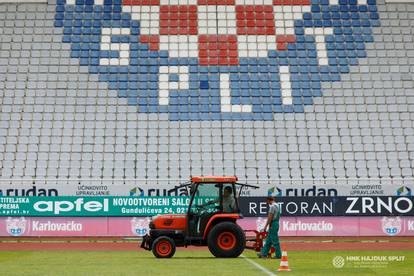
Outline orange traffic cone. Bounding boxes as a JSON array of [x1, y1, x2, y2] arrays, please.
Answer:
[[277, 251, 291, 271]]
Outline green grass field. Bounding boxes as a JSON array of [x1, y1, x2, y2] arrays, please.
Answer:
[[0, 250, 412, 276]]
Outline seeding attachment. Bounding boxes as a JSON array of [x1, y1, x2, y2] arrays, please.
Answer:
[[244, 230, 275, 256]]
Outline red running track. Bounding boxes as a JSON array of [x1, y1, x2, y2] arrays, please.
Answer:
[[1, 240, 414, 251]]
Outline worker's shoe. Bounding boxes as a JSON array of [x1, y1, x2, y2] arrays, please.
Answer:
[[272, 255, 282, 259], [257, 253, 267, 258]]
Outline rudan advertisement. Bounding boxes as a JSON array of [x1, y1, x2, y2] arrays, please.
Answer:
[[1, 216, 414, 237], [0, 182, 412, 197], [0, 196, 413, 217]]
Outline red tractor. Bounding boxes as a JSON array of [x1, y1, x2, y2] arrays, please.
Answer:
[[141, 176, 258, 258]]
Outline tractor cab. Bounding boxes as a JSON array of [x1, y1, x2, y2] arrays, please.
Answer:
[[187, 176, 240, 238], [141, 176, 258, 258]]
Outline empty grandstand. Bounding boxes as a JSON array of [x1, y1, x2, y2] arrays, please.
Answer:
[[0, 0, 413, 189]]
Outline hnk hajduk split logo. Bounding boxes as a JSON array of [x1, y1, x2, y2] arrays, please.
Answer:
[[55, 0, 379, 120]]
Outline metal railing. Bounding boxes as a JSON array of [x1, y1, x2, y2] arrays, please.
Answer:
[[0, 178, 412, 186]]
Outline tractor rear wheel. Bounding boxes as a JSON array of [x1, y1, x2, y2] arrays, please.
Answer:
[[152, 236, 176, 258], [207, 222, 245, 258]]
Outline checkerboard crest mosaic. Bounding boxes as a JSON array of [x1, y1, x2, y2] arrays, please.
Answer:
[[55, 0, 380, 120]]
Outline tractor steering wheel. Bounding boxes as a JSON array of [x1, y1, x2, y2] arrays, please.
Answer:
[[195, 203, 221, 213], [195, 204, 209, 213]]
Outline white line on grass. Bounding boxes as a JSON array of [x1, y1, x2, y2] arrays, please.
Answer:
[[241, 254, 277, 276]]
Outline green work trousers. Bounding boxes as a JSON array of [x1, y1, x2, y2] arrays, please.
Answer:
[[260, 220, 282, 258]]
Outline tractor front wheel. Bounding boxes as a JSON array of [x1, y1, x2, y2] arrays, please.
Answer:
[[152, 236, 176, 258], [207, 222, 245, 258]]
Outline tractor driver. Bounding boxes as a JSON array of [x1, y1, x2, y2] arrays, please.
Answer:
[[222, 186, 236, 213], [202, 186, 236, 213]]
